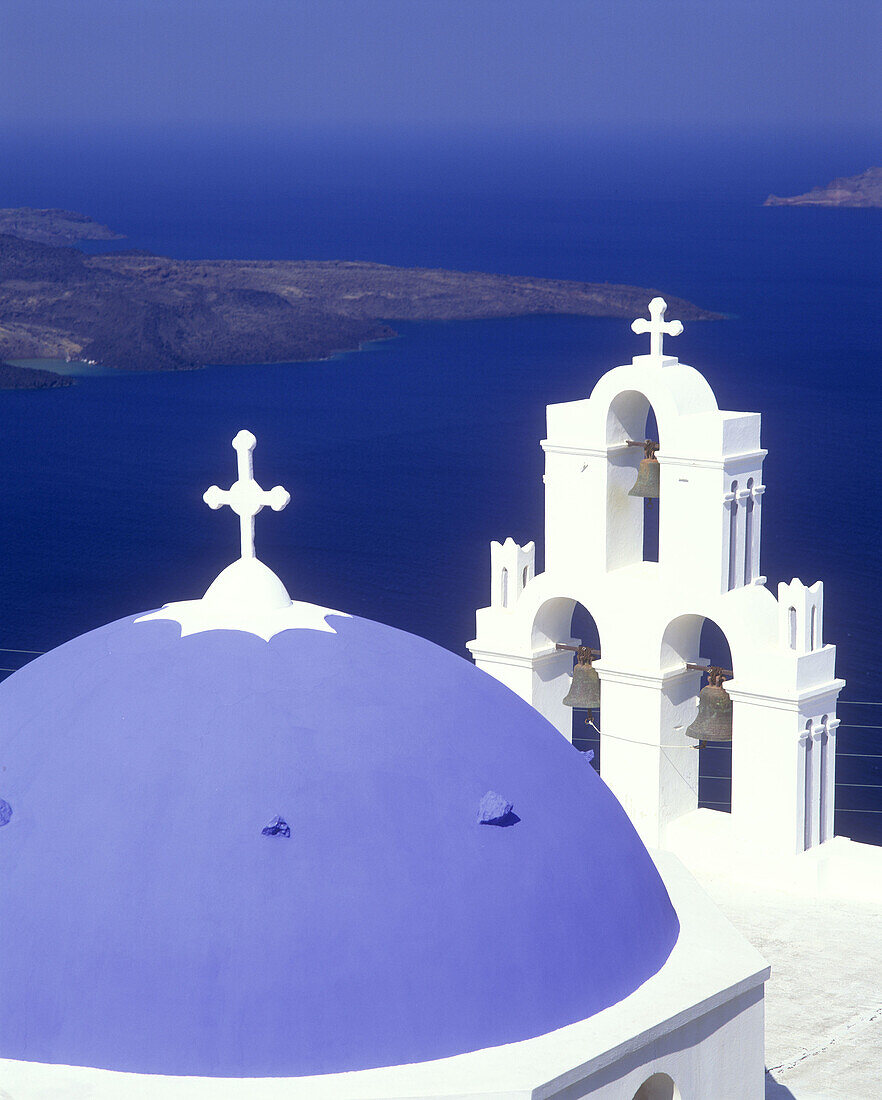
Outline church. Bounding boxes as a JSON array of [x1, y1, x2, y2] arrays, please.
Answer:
[[0, 301, 877, 1099]]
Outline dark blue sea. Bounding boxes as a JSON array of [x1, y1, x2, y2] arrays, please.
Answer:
[[1, 126, 880, 839]]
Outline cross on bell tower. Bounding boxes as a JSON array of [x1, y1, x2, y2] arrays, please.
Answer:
[[204, 430, 290, 560], [631, 297, 683, 362]]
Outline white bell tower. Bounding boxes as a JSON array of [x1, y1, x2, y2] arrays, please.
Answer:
[[468, 299, 844, 857]]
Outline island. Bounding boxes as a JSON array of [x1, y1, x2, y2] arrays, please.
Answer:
[[764, 167, 882, 207], [0, 207, 125, 247], [0, 210, 721, 382]]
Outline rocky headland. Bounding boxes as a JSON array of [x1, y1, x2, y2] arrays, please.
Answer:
[[765, 167, 882, 207], [0, 209, 722, 384], [0, 360, 74, 389], [0, 207, 124, 247]]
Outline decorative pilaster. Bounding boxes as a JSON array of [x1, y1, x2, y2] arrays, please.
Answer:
[[822, 716, 840, 844], [723, 487, 738, 592], [749, 483, 766, 585]]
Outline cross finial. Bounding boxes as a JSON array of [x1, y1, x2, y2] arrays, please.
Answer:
[[631, 297, 683, 361], [203, 430, 290, 560]]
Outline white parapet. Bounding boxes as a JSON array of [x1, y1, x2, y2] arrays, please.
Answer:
[[489, 537, 535, 610], [778, 578, 824, 654]]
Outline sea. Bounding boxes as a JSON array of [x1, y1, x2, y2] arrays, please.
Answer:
[[1, 125, 880, 840]]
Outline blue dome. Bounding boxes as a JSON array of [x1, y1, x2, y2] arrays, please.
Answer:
[[0, 610, 678, 1078]]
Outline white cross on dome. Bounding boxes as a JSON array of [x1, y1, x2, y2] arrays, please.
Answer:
[[203, 430, 290, 561], [138, 430, 346, 640]]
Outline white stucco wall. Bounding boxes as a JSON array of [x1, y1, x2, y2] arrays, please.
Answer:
[[539, 987, 764, 1099]]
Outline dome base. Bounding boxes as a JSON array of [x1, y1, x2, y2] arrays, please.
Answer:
[[135, 558, 346, 640], [204, 557, 292, 610]]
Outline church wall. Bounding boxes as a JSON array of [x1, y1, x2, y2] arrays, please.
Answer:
[[539, 985, 765, 1100], [542, 445, 613, 577], [595, 670, 668, 843], [605, 445, 645, 572], [658, 668, 704, 834]]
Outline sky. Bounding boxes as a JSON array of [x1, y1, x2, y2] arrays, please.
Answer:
[[1, 0, 879, 136]]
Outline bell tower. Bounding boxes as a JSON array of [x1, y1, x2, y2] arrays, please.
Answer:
[[467, 300, 843, 857]]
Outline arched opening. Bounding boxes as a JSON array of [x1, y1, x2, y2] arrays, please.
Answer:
[[569, 602, 602, 769], [522, 564, 529, 588], [695, 618, 734, 812], [606, 391, 662, 568], [632, 1072, 680, 1100], [500, 567, 509, 608], [788, 606, 797, 649], [642, 407, 660, 564], [533, 596, 603, 770], [661, 614, 735, 814]]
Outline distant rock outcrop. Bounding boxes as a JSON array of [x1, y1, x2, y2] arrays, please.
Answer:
[[0, 207, 125, 247], [0, 360, 73, 389], [765, 167, 882, 207]]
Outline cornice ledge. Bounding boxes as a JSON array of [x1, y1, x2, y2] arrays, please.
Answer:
[[725, 678, 847, 710], [540, 440, 629, 458], [596, 664, 701, 689], [659, 447, 768, 470], [467, 643, 572, 668]]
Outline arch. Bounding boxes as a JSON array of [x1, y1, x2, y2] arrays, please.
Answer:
[[500, 567, 509, 608], [532, 595, 579, 652], [642, 406, 661, 564], [632, 1072, 681, 1100], [655, 586, 777, 693], [570, 602, 602, 764], [531, 593, 609, 657], [606, 388, 654, 447], [522, 564, 529, 588], [788, 606, 797, 649], [660, 613, 704, 670], [605, 392, 662, 567], [530, 594, 605, 763], [591, 362, 719, 451], [661, 613, 735, 814]]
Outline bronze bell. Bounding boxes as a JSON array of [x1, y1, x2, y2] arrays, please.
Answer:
[[629, 457, 660, 500], [686, 668, 733, 744], [563, 647, 601, 712], [629, 440, 660, 502], [629, 440, 655, 503]]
